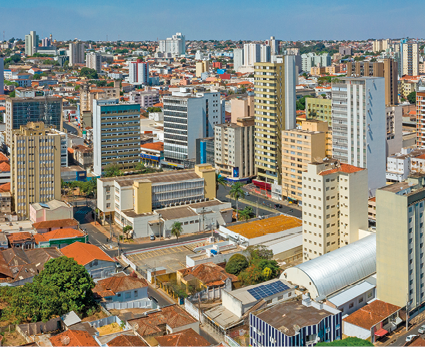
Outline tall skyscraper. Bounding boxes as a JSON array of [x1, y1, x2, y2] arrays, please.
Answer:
[[11, 122, 61, 219], [158, 32, 186, 56], [5, 96, 63, 147], [260, 45, 271, 63], [93, 99, 141, 176], [86, 52, 102, 73], [253, 56, 296, 194], [0, 58, 4, 95], [25, 31, 39, 56], [243, 43, 261, 67], [233, 48, 244, 72], [128, 59, 149, 84], [69, 42, 85, 66], [401, 41, 419, 76], [331, 77, 386, 196], [41, 37, 51, 47], [267, 36, 281, 55]]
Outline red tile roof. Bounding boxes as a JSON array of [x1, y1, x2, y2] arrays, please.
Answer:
[[0, 153, 9, 164], [7, 232, 33, 244], [93, 273, 148, 298], [107, 335, 147, 346], [0, 162, 10, 173], [49, 329, 99, 347], [32, 219, 78, 230], [34, 228, 85, 244], [0, 182, 10, 193], [154, 328, 210, 347], [178, 262, 238, 287], [61, 242, 113, 266], [141, 142, 164, 151], [319, 163, 364, 176]]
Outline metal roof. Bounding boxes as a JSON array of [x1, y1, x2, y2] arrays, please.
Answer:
[[293, 234, 376, 298]]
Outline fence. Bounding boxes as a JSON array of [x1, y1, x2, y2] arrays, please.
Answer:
[[184, 298, 203, 323], [121, 254, 137, 271], [104, 298, 155, 310], [190, 286, 223, 302]]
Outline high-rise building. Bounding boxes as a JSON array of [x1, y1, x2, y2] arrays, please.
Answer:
[[267, 36, 280, 55], [416, 92, 425, 148], [86, 52, 102, 73], [260, 45, 271, 63], [305, 98, 332, 126], [243, 43, 261, 67], [401, 42, 419, 76], [301, 53, 331, 72], [41, 37, 51, 47], [331, 77, 386, 196], [79, 81, 120, 113], [195, 61, 209, 78], [233, 48, 244, 72], [11, 122, 61, 219], [230, 95, 254, 123], [158, 32, 186, 56], [253, 57, 296, 194], [163, 89, 225, 168], [376, 176, 425, 310], [92, 99, 141, 176], [69, 42, 85, 66], [0, 58, 3, 95], [373, 39, 390, 52], [128, 59, 149, 84], [214, 117, 255, 181], [346, 59, 398, 106], [302, 160, 368, 261], [25, 31, 39, 56], [5, 96, 63, 147], [51, 129, 68, 167]]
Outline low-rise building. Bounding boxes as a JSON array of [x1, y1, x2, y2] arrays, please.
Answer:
[[140, 142, 163, 169], [151, 328, 210, 347], [32, 218, 79, 233], [34, 228, 87, 248], [30, 199, 73, 223], [7, 232, 35, 249], [71, 145, 93, 169]]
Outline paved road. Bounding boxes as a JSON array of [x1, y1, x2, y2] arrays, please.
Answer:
[[390, 322, 423, 346], [63, 122, 78, 135]]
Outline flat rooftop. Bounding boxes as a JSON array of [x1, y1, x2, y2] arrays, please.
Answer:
[[226, 215, 302, 239], [110, 170, 200, 187], [379, 181, 413, 193], [158, 206, 198, 221]]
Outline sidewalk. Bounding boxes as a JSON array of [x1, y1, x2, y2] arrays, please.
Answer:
[[243, 185, 302, 211]]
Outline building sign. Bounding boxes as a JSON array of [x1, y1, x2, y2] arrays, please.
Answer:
[[141, 153, 160, 162], [233, 167, 239, 178]]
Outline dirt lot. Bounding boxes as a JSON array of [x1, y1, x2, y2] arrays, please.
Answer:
[[96, 322, 122, 336], [81, 309, 109, 322], [1, 330, 27, 346]]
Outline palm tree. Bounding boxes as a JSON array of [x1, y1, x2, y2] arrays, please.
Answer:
[[171, 222, 183, 241], [239, 206, 253, 221], [230, 182, 245, 221], [216, 173, 226, 194]]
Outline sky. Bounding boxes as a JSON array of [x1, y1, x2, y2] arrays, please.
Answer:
[[1, 0, 424, 42]]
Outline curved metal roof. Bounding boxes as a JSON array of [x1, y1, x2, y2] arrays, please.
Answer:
[[293, 234, 376, 298]]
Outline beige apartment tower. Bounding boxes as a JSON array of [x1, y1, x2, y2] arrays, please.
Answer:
[[11, 122, 61, 219], [401, 42, 419, 76], [302, 160, 368, 261], [196, 61, 209, 77], [373, 39, 390, 52], [230, 95, 254, 123]]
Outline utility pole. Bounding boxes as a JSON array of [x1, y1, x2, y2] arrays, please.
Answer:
[[109, 214, 113, 240]]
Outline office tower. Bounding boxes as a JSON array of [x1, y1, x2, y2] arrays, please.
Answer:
[[195, 61, 209, 78], [41, 37, 51, 47], [163, 90, 225, 168], [233, 48, 244, 72], [214, 117, 255, 181], [86, 52, 102, 73], [253, 56, 296, 192], [267, 36, 280, 55], [0, 58, 3, 95], [401, 41, 419, 76], [331, 77, 386, 196], [69, 42, 85, 66], [5, 96, 63, 147], [158, 32, 185, 56], [346, 59, 398, 106], [302, 160, 368, 261], [373, 39, 390, 52], [243, 43, 261, 67], [25, 31, 39, 56], [281, 122, 327, 202], [128, 59, 149, 85], [417, 92, 425, 147], [260, 45, 271, 63], [11, 122, 61, 219], [93, 99, 141, 176], [376, 176, 425, 309]]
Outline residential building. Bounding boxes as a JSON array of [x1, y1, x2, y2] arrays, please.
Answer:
[[233, 48, 244, 72], [129, 89, 159, 108], [417, 92, 425, 147], [32, 218, 78, 233], [230, 95, 254, 122], [128, 59, 149, 85], [368, 197, 377, 222], [331, 77, 386, 196], [399, 75, 420, 100], [401, 42, 419, 76], [376, 177, 425, 312], [195, 137, 214, 166], [0, 58, 3, 95], [301, 160, 368, 261], [301, 52, 331, 72], [153, 329, 210, 347], [92, 99, 141, 176], [260, 44, 271, 63], [214, 117, 255, 182], [339, 46, 352, 56], [34, 228, 87, 248], [79, 81, 120, 112], [253, 57, 296, 198], [158, 32, 186, 56], [163, 89, 224, 168], [244, 43, 261, 67], [61, 241, 115, 278], [310, 66, 326, 75], [71, 145, 93, 169], [267, 36, 281, 55], [373, 39, 390, 52], [86, 52, 102, 73], [7, 232, 35, 249], [49, 330, 98, 347], [29, 199, 73, 223], [386, 105, 403, 156], [140, 141, 163, 169], [281, 123, 327, 202], [302, 119, 332, 156], [346, 59, 398, 106], [25, 31, 39, 56], [305, 97, 332, 125], [195, 60, 209, 77], [5, 96, 63, 146], [51, 129, 68, 167], [250, 295, 342, 347], [68, 42, 85, 66], [11, 122, 61, 219]]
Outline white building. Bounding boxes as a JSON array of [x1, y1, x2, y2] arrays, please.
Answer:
[[129, 89, 159, 108], [301, 52, 331, 72], [128, 60, 149, 85], [386, 105, 403, 157], [86, 52, 102, 73], [158, 32, 185, 56], [332, 77, 386, 196], [260, 45, 271, 63], [195, 50, 203, 60], [233, 48, 243, 72], [25, 31, 38, 56], [267, 36, 280, 55], [69, 42, 85, 66], [52, 129, 68, 167], [243, 43, 260, 67]]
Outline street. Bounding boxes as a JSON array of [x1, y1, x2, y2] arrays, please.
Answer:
[[390, 321, 424, 346]]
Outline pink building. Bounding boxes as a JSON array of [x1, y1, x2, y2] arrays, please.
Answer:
[[129, 89, 160, 108]]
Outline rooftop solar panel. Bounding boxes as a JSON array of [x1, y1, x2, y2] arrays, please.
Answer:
[[247, 281, 290, 300]]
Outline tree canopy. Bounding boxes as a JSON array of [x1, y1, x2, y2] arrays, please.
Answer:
[[225, 254, 249, 275], [80, 67, 99, 79], [407, 91, 416, 104], [316, 337, 373, 346], [103, 163, 123, 177]]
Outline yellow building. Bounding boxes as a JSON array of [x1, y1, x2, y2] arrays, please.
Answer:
[[195, 61, 209, 78], [11, 122, 61, 219], [310, 66, 326, 76], [305, 97, 332, 126], [325, 65, 341, 74], [80, 81, 120, 112], [301, 119, 332, 157]]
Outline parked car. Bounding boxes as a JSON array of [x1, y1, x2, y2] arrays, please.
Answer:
[[245, 192, 250, 196], [274, 204, 282, 208], [418, 325, 425, 334], [406, 335, 418, 342]]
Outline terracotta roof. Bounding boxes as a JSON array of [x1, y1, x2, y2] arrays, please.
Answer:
[[413, 154, 425, 160], [7, 232, 33, 244], [107, 335, 147, 346], [61, 242, 114, 266], [154, 328, 210, 347], [343, 300, 401, 330], [319, 163, 364, 176], [33, 219, 79, 230], [0, 153, 9, 164], [178, 262, 238, 287], [33, 228, 85, 244], [49, 329, 99, 347], [141, 142, 164, 151], [0, 162, 10, 173], [93, 273, 148, 298], [0, 182, 10, 192]]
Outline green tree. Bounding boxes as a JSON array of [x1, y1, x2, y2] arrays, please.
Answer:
[[171, 221, 183, 241], [8, 91, 15, 98], [75, 85, 80, 91], [146, 107, 162, 113], [239, 206, 253, 221], [316, 337, 373, 346], [407, 91, 416, 104], [32, 74, 42, 80], [80, 67, 99, 79], [246, 244, 274, 261], [104, 163, 122, 177], [216, 173, 226, 194], [123, 225, 133, 239], [225, 254, 249, 275], [230, 182, 245, 221]]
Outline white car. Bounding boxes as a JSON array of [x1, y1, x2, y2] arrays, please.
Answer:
[[406, 335, 418, 342], [419, 325, 425, 334]]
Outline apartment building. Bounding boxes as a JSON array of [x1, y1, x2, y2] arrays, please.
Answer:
[[399, 76, 420, 100], [79, 81, 120, 113], [129, 59, 149, 85], [158, 32, 185, 56], [305, 97, 332, 126], [69, 42, 85, 66], [25, 31, 38, 56], [301, 53, 331, 72], [302, 119, 332, 157], [5, 96, 63, 146], [346, 59, 398, 106], [92, 99, 141, 176], [86, 52, 102, 73], [51, 129, 68, 167], [230, 95, 254, 123], [302, 160, 368, 261], [386, 105, 403, 156], [244, 44, 261, 67], [373, 39, 390, 52], [129, 89, 159, 108], [214, 117, 255, 182], [11, 122, 61, 219], [0, 58, 4, 96], [196, 61, 209, 77], [376, 176, 425, 312], [331, 77, 386, 196], [401, 42, 419, 77], [416, 92, 425, 147], [233, 48, 244, 72], [253, 57, 296, 196]]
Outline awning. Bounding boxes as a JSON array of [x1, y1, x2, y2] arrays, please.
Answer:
[[375, 328, 388, 337]]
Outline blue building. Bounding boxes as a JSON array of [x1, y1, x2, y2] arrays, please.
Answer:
[[250, 295, 342, 347]]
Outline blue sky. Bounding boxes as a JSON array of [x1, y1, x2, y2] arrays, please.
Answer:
[[1, 0, 424, 41]]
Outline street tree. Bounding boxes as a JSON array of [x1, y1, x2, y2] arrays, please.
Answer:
[[230, 182, 245, 221], [171, 221, 183, 241]]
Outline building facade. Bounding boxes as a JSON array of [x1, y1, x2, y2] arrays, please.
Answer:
[[69, 42, 85, 66], [0, 58, 3, 95], [86, 52, 102, 73], [401, 42, 419, 77], [233, 48, 244, 72], [129, 89, 159, 108], [129, 60, 149, 85], [373, 39, 390, 52], [417, 92, 425, 147], [158, 33, 185, 56], [305, 98, 332, 126], [244, 44, 261, 67], [25, 31, 38, 56]]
